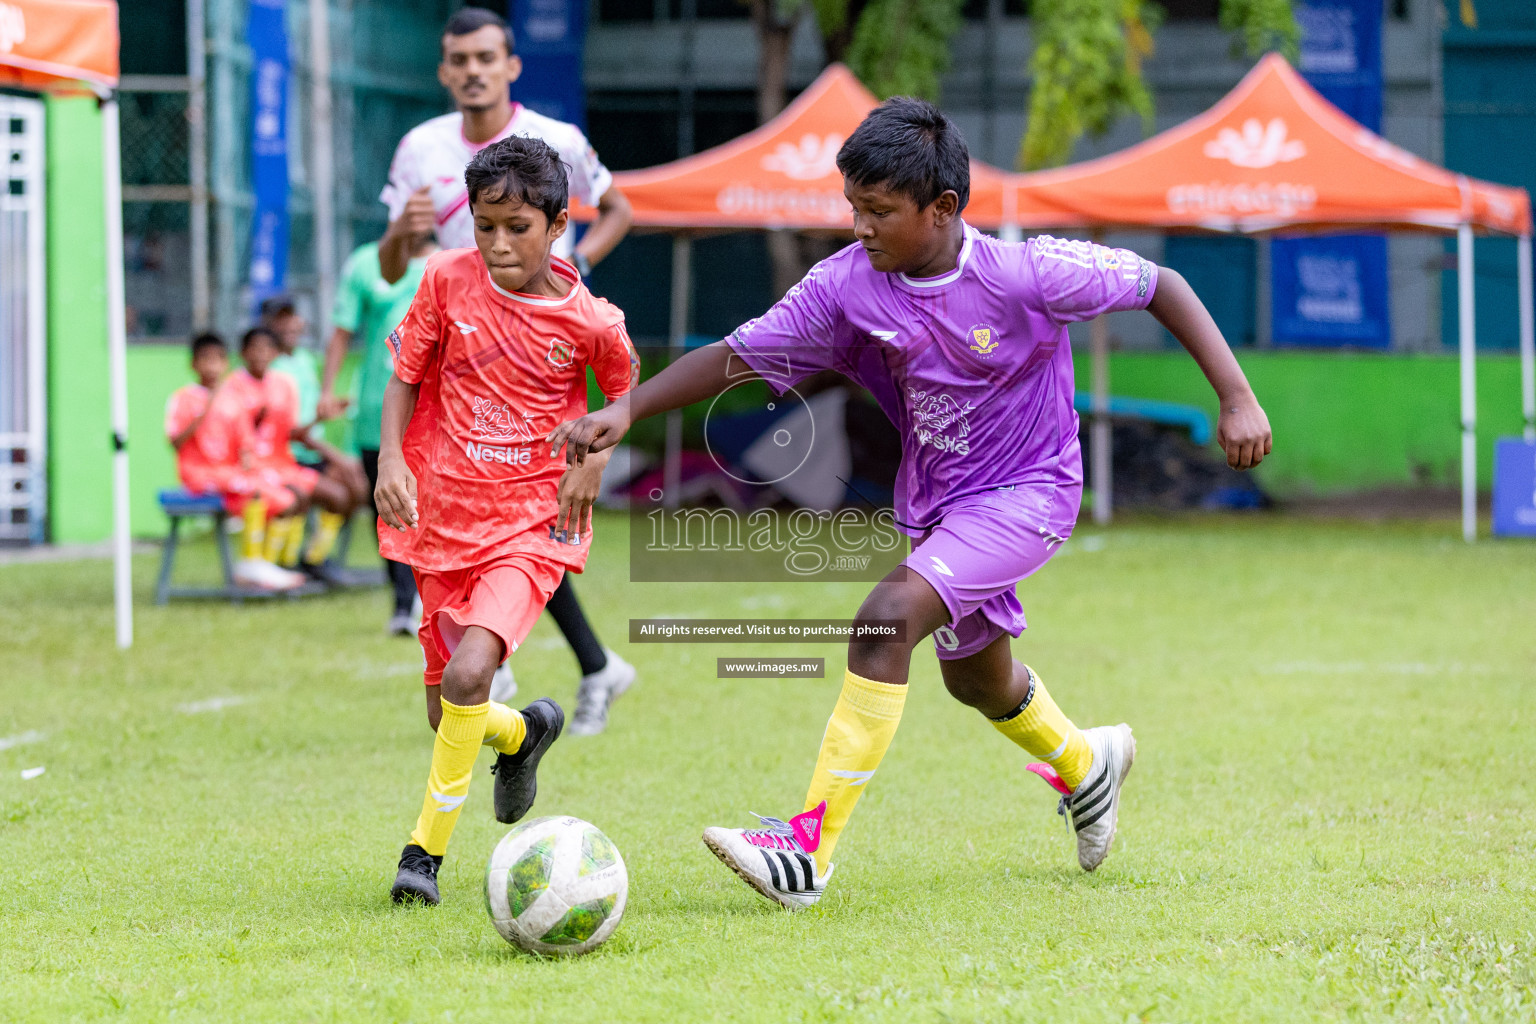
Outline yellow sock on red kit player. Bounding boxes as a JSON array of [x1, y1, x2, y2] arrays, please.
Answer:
[[483, 701, 527, 755], [409, 698, 489, 857], [263, 515, 299, 565], [279, 514, 306, 567], [406, 699, 529, 858]]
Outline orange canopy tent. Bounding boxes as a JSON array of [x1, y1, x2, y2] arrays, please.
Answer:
[[1007, 53, 1528, 237], [0, 0, 117, 92], [575, 63, 1017, 231], [1004, 54, 1534, 540], [1, 0, 134, 642]]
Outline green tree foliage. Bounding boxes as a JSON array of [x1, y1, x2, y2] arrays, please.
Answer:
[[1019, 0, 1157, 170], [1019, 0, 1297, 170], [845, 0, 966, 100], [1221, 0, 1300, 60]]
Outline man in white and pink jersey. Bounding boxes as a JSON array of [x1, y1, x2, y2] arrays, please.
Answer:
[[376, 7, 637, 734], [550, 97, 1274, 911], [377, 8, 630, 283]]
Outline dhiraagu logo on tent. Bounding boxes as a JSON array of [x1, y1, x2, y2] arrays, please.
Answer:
[[760, 134, 843, 181], [1203, 118, 1307, 169], [0, 4, 24, 54]]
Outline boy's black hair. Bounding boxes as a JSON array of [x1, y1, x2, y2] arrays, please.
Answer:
[[190, 331, 226, 359], [258, 294, 296, 321], [464, 135, 569, 226], [240, 326, 278, 353], [836, 96, 970, 213], [443, 7, 515, 56]]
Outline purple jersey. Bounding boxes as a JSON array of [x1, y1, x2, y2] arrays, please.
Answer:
[[724, 226, 1159, 536]]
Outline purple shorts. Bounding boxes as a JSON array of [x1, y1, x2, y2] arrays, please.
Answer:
[[903, 487, 1074, 660]]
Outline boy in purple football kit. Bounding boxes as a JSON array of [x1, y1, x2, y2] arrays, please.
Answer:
[[550, 98, 1272, 910]]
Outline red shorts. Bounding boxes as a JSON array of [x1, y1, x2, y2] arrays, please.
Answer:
[[413, 554, 565, 687], [182, 465, 303, 516], [260, 460, 320, 498]]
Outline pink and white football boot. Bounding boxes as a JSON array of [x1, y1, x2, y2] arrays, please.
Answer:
[[1027, 723, 1136, 871], [702, 801, 833, 910]]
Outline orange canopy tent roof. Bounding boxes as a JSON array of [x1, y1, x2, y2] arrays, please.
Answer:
[[574, 63, 1017, 231], [0, 0, 118, 92], [1008, 53, 1529, 237]]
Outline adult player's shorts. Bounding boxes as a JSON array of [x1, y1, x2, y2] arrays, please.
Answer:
[[903, 486, 1077, 661], [413, 554, 565, 686]]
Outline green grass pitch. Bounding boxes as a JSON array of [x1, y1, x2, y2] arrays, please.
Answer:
[[2, 513, 1534, 1022]]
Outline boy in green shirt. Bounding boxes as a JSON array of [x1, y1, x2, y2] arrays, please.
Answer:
[[254, 295, 368, 584], [322, 239, 435, 633]]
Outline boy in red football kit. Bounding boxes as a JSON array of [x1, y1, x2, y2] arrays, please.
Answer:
[[227, 327, 366, 578], [164, 332, 305, 591], [375, 136, 638, 905]]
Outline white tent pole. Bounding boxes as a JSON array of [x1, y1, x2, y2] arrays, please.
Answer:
[[664, 235, 691, 509], [187, 0, 209, 329], [103, 95, 133, 647], [1000, 182, 1022, 242], [1090, 312, 1111, 525], [1518, 233, 1534, 442], [1457, 223, 1476, 543]]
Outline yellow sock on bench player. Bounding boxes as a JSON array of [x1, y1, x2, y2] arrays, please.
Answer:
[[304, 510, 346, 566], [240, 498, 268, 561]]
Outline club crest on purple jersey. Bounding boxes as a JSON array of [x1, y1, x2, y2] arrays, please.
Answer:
[[967, 324, 999, 357]]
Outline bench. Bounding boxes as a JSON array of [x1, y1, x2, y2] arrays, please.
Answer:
[[155, 488, 378, 603], [154, 488, 333, 604], [155, 489, 242, 604]]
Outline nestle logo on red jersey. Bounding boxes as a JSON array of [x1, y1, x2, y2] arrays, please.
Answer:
[[464, 440, 532, 465]]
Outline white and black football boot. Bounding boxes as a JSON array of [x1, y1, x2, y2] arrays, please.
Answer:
[[702, 802, 833, 911]]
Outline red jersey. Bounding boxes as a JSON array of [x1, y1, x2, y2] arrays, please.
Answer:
[[164, 382, 247, 491], [381, 249, 638, 572], [225, 368, 301, 467]]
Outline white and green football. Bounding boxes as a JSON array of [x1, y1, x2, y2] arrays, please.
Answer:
[[484, 815, 628, 956]]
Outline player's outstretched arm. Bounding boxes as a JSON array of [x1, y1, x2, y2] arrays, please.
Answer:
[[379, 187, 434, 285], [318, 326, 355, 422], [1147, 267, 1273, 471], [546, 340, 756, 466], [376, 374, 420, 530]]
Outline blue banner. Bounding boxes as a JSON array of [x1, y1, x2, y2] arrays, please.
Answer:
[[1294, 0, 1381, 127], [1492, 439, 1536, 537], [1271, 233, 1391, 344], [509, 0, 588, 128], [247, 0, 289, 304], [1272, 0, 1389, 348]]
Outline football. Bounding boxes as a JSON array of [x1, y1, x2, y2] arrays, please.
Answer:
[[484, 815, 628, 956]]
